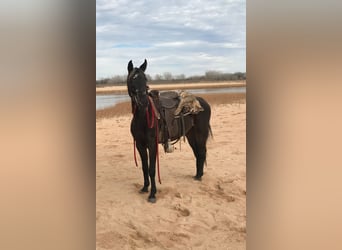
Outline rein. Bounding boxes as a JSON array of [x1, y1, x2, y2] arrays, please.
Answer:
[[132, 96, 161, 184]]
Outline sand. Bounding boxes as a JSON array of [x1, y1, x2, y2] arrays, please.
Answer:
[[96, 95, 246, 249]]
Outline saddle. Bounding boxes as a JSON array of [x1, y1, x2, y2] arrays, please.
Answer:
[[149, 90, 203, 152]]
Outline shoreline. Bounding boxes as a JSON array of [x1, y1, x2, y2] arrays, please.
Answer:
[[96, 81, 246, 95], [96, 92, 246, 120]]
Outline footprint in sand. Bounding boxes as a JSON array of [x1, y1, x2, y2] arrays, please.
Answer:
[[215, 183, 236, 202], [174, 192, 182, 198], [174, 204, 191, 217], [199, 182, 236, 202], [114, 154, 125, 158], [133, 183, 142, 190]]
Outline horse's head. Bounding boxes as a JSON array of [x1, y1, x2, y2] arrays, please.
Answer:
[[127, 59, 149, 108]]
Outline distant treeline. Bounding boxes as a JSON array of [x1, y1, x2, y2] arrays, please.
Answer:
[[96, 71, 246, 85]]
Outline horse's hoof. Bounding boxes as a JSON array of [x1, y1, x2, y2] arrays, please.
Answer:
[[193, 176, 202, 181], [148, 197, 156, 203], [140, 187, 148, 193]]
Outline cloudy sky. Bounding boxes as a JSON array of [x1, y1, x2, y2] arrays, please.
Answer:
[[96, 0, 245, 79]]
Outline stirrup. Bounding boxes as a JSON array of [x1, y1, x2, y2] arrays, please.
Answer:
[[164, 139, 174, 153]]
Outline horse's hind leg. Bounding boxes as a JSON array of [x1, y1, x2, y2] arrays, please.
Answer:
[[194, 142, 207, 180], [136, 142, 149, 193], [186, 129, 207, 181]]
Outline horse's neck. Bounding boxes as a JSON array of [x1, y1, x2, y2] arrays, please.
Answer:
[[132, 104, 148, 120]]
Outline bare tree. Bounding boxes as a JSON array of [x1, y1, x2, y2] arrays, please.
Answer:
[[205, 70, 222, 80], [145, 74, 153, 81], [175, 74, 185, 80], [163, 72, 173, 81], [97, 70, 245, 85], [154, 74, 162, 81]]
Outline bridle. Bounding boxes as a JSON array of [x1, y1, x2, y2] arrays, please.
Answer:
[[128, 69, 149, 108], [132, 89, 148, 108]]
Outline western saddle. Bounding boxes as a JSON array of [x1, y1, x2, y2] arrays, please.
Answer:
[[149, 90, 203, 153]]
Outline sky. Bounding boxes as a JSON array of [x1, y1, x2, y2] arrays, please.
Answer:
[[96, 0, 245, 80]]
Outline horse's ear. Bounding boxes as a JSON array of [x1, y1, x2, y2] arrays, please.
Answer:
[[128, 60, 133, 73], [139, 59, 147, 72]]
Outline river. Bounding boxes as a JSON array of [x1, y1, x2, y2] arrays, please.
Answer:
[[96, 86, 246, 110]]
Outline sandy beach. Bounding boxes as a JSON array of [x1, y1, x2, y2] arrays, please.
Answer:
[[96, 92, 246, 249]]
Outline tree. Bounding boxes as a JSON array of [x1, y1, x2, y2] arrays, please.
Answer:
[[205, 70, 222, 80], [175, 74, 185, 80], [154, 74, 162, 81], [145, 74, 153, 81], [163, 72, 173, 81]]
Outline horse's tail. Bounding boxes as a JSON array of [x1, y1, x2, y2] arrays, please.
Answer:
[[208, 124, 213, 139], [204, 125, 213, 167]]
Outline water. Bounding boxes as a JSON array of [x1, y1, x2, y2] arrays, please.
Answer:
[[96, 94, 130, 110], [96, 86, 246, 110]]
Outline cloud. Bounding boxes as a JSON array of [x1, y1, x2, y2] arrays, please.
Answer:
[[96, 0, 245, 79]]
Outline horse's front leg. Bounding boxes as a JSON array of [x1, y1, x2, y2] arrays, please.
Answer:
[[136, 142, 149, 193], [147, 138, 157, 203]]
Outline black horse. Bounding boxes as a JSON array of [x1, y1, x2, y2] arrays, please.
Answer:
[[127, 59, 211, 203]]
